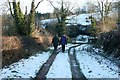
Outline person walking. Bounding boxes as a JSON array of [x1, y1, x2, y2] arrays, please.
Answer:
[[60, 35, 67, 53], [52, 35, 59, 50]]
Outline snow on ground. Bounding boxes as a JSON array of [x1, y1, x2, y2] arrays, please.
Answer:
[[46, 52, 72, 78], [75, 35, 90, 43], [66, 14, 91, 26], [40, 13, 101, 28], [75, 44, 119, 78], [0, 51, 52, 79], [74, 35, 95, 43], [0, 44, 76, 79], [46, 35, 119, 79], [40, 18, 57, 25], [66, 13, 101, 26]]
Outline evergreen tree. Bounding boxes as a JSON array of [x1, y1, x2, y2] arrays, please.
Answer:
[[27, 0, 36, 36]]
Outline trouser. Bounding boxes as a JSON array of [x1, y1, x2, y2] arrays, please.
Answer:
[[53, 44, 58, 50], [62, 45, 65, 52]]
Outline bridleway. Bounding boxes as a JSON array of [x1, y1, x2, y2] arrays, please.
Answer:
[[35, 43, 88, 80]]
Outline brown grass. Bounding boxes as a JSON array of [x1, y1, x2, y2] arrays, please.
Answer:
[[2, 36, 21, 50], [33, 36, 52, 47], [1, 26, 53, 67], [96, 17, 117, 34], [2, 35, 52, 67]]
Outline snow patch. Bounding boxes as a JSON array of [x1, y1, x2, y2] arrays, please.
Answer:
[[0, 52, 51, 79], [75, 45, 118, 78], [46, 52, 72, 78]]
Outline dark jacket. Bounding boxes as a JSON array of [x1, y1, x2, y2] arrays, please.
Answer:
[[52, 35, 59, 45], [60, 35, 67, 45]]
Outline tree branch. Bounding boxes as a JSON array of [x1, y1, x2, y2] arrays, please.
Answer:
[[47, 0, 58, 11], [25, 6, 27, 15], [97, 0, 103, 18], [8, 0, 14, 17], [47, 0, 61, 22], [35, 0, 44, 9]]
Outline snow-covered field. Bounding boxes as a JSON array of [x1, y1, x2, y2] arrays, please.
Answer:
[[40, 13, 101, 28]]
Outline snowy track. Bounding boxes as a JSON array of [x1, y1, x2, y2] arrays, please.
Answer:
[[35, 47, 61, 79], [46, 52, 72, 78], [0, 44, 119, 80], [46, 44, 77, 79], [68, 44, 87, 79]]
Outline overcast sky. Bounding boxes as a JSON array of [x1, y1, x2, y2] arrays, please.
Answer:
[[0, 0, 118, 15], [0, 0, 95, 14]]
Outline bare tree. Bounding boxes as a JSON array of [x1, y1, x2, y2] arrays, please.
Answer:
[[0, 2, 15, 35], [47, 0, 75, 36], [96, 0, 117, 33], [97, 0, 113, 20], [86, 2, 97, 13]]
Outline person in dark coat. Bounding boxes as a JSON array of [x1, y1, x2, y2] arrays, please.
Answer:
[[52, 35, 59, 50], [60, 35, 67, 52]]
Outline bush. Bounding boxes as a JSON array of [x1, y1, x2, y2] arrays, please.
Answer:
[[98, 30, 120, 58], [67, 25, 81, 38], [2, 15, 17, 36], [45, 21, 58, 35]]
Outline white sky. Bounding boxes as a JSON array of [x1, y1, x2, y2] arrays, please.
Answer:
[[0, 0, 96, 14], [17, 0, 91, 13], [0, 0, 118, 14]]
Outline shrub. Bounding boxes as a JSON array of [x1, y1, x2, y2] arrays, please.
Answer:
[[67, 25, 81, 38], [96, 17, 117, 35], [98, 30, 120, 58], [45, 21, 58, 35]]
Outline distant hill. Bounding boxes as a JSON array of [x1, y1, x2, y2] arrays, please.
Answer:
[[40, 13, 101, 29]]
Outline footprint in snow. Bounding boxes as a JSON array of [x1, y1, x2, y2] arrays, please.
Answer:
[[11, 70, 18, 73], [88, 70, 92, 73]]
